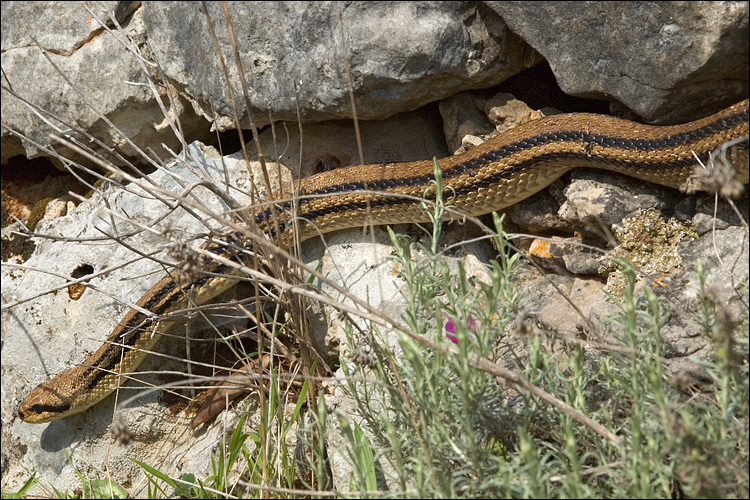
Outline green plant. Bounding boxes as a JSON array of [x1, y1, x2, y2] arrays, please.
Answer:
[[307, 162, 750, 498]]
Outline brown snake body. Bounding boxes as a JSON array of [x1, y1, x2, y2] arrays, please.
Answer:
[[18, 99, 749, 423]]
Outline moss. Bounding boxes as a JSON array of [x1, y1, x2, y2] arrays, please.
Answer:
[[603, 208, 698, 299], [85, 171, 117, 199], [26, 197, 54, 231]]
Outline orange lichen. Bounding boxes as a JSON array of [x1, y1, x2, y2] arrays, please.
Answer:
[[529, 239, 552, 259]]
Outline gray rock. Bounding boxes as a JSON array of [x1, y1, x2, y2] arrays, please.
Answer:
[[490, 1, 749, 122], [142, 2, 536, 128], [558, 170, 684, 233], [0, 1, 138, 51], [0, 3, 204, 165], [2, 143, 256, 495], [691, 193, 750, 235], [2, 2, 538, 166], [505, 184, 567, 234], [514, 220, 748, 373], [4, 1, 746, 170], [439, 91, 496, 154]]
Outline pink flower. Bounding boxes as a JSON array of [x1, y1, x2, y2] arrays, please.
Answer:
[[445, 315, 476, 344]]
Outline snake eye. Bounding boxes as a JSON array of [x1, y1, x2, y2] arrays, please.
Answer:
[[32, 404, 43, 414]]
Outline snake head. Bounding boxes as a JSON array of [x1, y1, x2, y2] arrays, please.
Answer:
[[17, 385, 71, 424], [17, 366, 88, 423]]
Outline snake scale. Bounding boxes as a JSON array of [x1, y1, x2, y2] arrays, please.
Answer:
[[18, 98, 750, 423]]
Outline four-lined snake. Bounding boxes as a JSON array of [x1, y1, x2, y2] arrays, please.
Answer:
[[17, 98, 750, 423]]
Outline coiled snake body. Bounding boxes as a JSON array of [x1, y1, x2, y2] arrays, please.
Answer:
[[18, 99, 750, 423]]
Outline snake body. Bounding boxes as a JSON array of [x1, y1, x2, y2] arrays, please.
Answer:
[[18, 99, 750, 423]]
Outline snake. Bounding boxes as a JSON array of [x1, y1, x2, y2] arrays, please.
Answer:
[[17, 98, 749, 424]]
